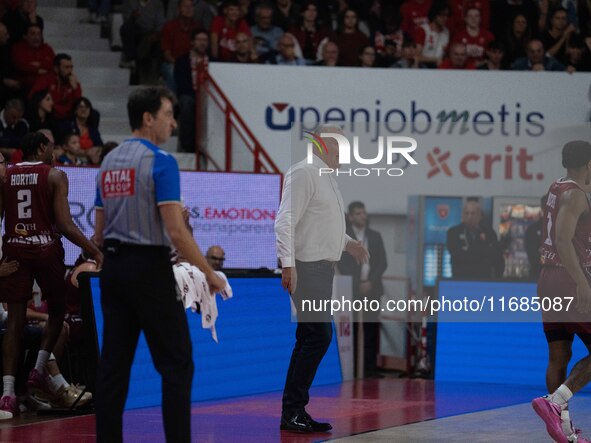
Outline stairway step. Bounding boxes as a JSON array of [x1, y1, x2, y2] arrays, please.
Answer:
[[92, 100, 128, 118], [65, 50, 121, 69], [47, 36, 109, 51], [100, 117, 130, 135], [76, 67, 129, 87], [44, 21, 100, 38], [38, 7, 89, 23], [38, 0, 77, 9]]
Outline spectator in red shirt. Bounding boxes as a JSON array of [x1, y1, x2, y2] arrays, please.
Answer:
[[452, 7, 494, 65], [210, 0, 251, 61], [289, 0, 332, 63], [10, 23, 55, 92], [335, 9, 369, 67], [3, 0, 44, 45], [30, 53, 82, 121], [401, 0, 432, 37], [160, 0, 201, 92], [59, 97, 103, 151], [335, 8, 369, 66], [438, 42, 476, 68], [448, 0, 490, 34]]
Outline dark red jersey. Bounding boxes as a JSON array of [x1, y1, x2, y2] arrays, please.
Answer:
[[2, 162, 58, 246], [540, 178, 591, 267]]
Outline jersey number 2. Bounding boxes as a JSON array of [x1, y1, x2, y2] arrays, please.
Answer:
[[17, 189, 32, 219]]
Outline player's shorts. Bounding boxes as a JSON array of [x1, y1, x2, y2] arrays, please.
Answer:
[[538, 266, 591, 346], [0, 241, 66, 304]]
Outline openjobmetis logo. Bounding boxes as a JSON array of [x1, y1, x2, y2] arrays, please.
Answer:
[[265, 103, 295, 130], [305, 131, 418, 177]]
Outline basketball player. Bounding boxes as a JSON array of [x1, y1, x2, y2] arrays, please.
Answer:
[[0, 131, 103, 416], [532, 140, 591, 443]]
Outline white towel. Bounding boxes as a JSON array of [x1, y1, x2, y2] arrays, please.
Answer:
[[172, 263, 233, 343]]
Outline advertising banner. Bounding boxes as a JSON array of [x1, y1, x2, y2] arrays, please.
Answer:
[[61, 167, 281, 268], [210, 64, 590, 213]]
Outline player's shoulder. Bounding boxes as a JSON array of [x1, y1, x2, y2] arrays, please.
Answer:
[[559, 185, 588, 209], [48, 166, 67, 178]]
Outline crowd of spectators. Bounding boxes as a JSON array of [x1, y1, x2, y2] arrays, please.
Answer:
[[1, 0, 590, 158], [0, 0, 109, 165], [113, 0, 591, 80]]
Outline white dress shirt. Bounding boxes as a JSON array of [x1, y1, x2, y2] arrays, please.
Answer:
[[275, 155, 352, 268]]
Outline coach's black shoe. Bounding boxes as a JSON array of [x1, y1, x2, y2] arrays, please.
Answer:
[[303, 411, 332, 432], [280, 411, 314, 433]]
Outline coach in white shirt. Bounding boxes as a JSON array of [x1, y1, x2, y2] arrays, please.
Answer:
[[275, 126, 368, 433]]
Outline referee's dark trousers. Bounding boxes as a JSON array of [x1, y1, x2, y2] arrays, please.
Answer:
[[95, 242, 194, 443], [282, 260, 334, 415]]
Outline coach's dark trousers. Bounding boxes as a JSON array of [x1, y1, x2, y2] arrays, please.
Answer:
[[282, 260, 334, 415], [95, 242, 194, 443]]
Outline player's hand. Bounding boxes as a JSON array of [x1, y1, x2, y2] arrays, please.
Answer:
[[91, 250, 104, 271], [206, 271, 225, 294], [345, 240, 370, 265], [281, 267, 297, 294], [359, 281, 372, 297], [0, 259, 19, 277], [575, 283, 591, 313]]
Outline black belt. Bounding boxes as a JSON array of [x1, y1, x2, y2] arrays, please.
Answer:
[[103, 239, 169, 255]]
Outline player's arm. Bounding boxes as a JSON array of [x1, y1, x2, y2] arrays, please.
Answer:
[[94, 208, 104, 248], [555, 189, 589, 287], [152, 152, 224, 292], [49, 168, 103, 269], [160, 203, 224, 292]]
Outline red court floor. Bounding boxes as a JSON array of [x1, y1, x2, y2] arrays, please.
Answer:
[[0, 378, 542, 443]]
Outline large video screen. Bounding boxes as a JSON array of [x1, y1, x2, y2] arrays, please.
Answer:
[[435, 280, 591, 392], [61, 167, 281, 269], [87, 275, 341, 409]]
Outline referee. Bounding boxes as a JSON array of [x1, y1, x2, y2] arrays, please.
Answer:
[[93, 86, 224, 443]]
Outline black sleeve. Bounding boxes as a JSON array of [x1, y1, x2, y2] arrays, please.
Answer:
[[487, 228, 506, 278]]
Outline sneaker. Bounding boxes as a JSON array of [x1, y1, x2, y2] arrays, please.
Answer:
[[27, 368, 52, 397], [50, 385, 92, 409], [532, 396, 568, 443], [0, 395, 17, 418], [26, 393, 52, 411], [567, 426, 591, 443]]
